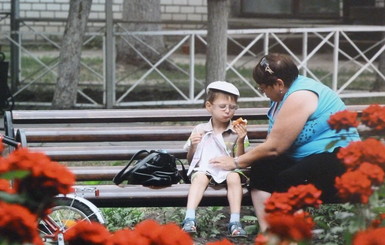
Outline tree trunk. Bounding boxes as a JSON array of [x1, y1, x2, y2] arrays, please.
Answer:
[[205, 0, 229, 87], [116, 0, 167, 68], [51, 0, 92, 109]]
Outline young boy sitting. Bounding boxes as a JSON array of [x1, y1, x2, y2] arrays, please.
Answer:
[[182, 81, 248, 237]]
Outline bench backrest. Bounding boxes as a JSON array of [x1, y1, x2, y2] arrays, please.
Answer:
[[3, 104, 371, 163], [4, 107, 269, 136]]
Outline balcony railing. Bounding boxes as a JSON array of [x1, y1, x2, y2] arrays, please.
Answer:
[[1, 25, 385, 108]]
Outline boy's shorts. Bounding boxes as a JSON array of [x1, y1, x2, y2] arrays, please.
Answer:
[[191, 170, 249, 186]]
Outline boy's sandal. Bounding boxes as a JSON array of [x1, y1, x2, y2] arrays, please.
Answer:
[[227, 221, 247, 237], [182, 218, 197, 233]]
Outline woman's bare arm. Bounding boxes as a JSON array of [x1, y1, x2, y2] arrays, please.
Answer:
[[210, 90, 318, 169]]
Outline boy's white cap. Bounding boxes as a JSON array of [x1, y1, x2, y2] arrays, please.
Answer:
[[206, 81, 240, 96]]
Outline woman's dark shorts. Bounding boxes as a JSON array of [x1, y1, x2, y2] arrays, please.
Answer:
[[248, 148, 345, 203]]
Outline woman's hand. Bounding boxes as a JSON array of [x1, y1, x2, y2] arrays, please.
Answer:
[[209, 155, 236, 171]]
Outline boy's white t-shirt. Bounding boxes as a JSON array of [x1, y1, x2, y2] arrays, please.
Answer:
[[183, 119, 249, 183]]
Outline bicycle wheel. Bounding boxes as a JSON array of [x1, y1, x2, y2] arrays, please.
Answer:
[[39, 196, 104, 244]]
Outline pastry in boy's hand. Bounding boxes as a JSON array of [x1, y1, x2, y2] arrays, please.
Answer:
[[232, 117, 247, 126]]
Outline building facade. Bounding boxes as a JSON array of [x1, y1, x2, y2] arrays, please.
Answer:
[[1, 0, 384, 34]]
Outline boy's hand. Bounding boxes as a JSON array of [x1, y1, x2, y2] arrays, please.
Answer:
[[233, 124, 247, 140], [190, 132, 202, 146]]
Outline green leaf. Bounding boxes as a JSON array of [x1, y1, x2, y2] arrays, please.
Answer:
[[0, 191, 26, 204], [83, 180, 102, 185], [241, 215, 258, 222], [0, 170, 30, 180], [244, 224, 259, 234]]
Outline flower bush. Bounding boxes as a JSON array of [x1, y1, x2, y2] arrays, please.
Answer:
[[0, 147, 75, 244], [323, 104, 385, 244], [253, 184, 321, 244], [0, 202, 43, 245], [249, 104, 385, 245], [0, 104, 384, 245]]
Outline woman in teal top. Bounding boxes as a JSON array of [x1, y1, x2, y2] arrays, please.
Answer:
[[269, 75, 360, 159], [209, 53, 360, 232]]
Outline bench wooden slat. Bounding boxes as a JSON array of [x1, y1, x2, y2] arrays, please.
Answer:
[[9, 107, 269, 124], [7, 105, 369, 125], [70, 165, 250, 182], [74, 184, 252, 207], [30, 145, 187, 161], [22, 125, 268, 143], [69, 166, 123, 181], [23, 126, 194, 142]]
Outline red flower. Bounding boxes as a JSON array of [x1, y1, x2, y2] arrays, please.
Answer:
[[335, 170, 373, 204], [0, 148, 75, 212], [370, 214, 385, 228], [134, 219, 193, 245], [337, 139, 385, 170], [353, 227, 385, 245], [157, 223, 194, 245], [0, 137, 4, 153], [358, 162, 384, 186], [265, 192, 293, 214], [265, 211, 314, 242], [134, 219, 163, 241], [335, 162, 384, 204], [0, 201, 43, 245], [0, 179, 14, 193], [108, 228, 150, 245], [265, 184, 322, 214], [328, 110, 359, 132], [361, 104, 385, 131], [64, 221, 111, 245], [254, 234, 269, 245], [286, 184, 322, 208]]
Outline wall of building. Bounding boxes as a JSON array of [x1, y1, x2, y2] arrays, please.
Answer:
[[1, 0, 383, 34], [0, 0, 208, 33]]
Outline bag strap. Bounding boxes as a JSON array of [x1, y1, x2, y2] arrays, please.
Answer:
[[112, 149, 149, 185], [176, 158, 190, 184]]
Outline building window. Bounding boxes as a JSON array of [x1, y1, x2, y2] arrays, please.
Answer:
[[241, 0, 341, 18]]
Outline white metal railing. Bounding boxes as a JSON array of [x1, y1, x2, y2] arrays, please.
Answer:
[[1, 25, 385, 108]]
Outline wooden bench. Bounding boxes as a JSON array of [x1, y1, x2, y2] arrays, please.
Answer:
[[2, 105, 370, 208], [3, 107, 271, 207]]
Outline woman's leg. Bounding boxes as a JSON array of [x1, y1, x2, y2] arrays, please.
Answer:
[[250, 189, 271, 233], [248, 155, 295, 233], [278, 150, 345, 203], [226, 172, 243, 214]]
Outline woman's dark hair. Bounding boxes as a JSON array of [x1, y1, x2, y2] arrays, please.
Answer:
[[252, 53, 299, 88]]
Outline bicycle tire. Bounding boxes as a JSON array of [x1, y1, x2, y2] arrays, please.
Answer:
[[39, 196, 103, 244]]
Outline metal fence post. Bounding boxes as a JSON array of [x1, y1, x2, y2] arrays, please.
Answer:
[[105, 1, 115, 108], [10, 0, 20, 94]]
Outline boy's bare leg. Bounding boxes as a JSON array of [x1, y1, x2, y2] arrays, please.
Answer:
[[226, 172, 247, 237], [182, 172, 210, 232], [226, 172, 243, 214], [186, 172, 210, 209]]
